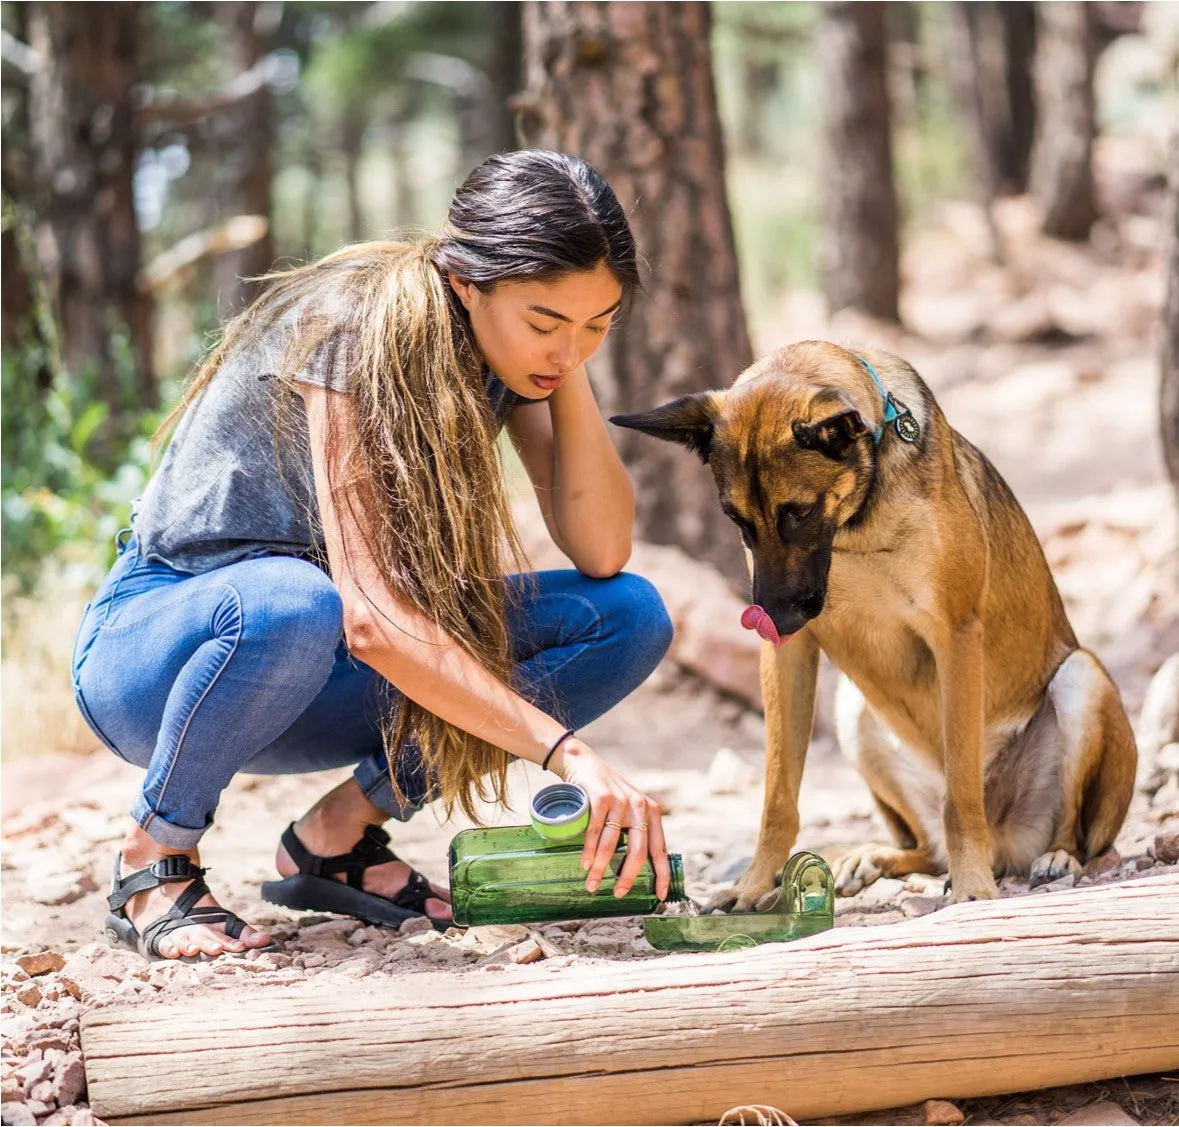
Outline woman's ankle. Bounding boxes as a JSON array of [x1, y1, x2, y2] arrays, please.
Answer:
[[120, 823, 198, 870], [297, 779, 388, 843]]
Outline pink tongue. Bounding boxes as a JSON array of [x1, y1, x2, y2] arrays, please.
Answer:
[[740, 604, 787, 648]]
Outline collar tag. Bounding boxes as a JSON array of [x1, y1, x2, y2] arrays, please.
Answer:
[[857, 356, 921, 445]]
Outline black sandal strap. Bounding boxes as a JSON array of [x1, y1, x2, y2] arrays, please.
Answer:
[[280, 823, 397, 890], [107, 854, 207, 913], [388, 869, 437, 914]]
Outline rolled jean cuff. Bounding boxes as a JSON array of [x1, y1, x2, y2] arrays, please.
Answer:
[[131, 796, 210, 849], [354, 757, 422, 823]]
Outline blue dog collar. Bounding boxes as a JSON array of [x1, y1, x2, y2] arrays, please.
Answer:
[[856, 356, 920, 445]]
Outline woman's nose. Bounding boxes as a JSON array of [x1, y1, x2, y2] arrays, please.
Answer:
[[548, 337, 579, 372]]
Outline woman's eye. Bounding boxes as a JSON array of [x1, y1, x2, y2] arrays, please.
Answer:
[[528, 323, 557, 336], [587, 321, 612, 335]]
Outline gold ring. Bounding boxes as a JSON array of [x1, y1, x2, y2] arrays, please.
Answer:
[[605, 819, 624, 830], [636, 821, 648, 831]]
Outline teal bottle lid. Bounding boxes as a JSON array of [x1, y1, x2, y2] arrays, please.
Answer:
[[529, 783, 590, 841]]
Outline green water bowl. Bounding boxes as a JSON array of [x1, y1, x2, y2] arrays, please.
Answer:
[[642, 851, 836, 953]]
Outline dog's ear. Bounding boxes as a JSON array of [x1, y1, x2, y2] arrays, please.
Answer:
[[792, 408, 870, 461], [610, 393, 720, 463]]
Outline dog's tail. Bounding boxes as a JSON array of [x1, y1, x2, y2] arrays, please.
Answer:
[[1079, 677, 1137, 860]]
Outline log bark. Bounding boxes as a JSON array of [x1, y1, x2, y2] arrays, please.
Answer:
[[83, 875, 1179, 1127], [817, 2, 900, 322], [520, 1, 751, 582]]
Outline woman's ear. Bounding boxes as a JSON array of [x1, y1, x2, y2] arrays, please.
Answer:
[[448, 273, 477, 311]]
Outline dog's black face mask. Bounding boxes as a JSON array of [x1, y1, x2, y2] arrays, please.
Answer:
[[612, 387, 873, 642]]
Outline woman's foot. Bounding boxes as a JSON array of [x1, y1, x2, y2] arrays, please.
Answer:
[[116, 825, 273, 959], [276, 779, 452, 923]]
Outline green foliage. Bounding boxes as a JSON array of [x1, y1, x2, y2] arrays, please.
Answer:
[[1, 205, 157, 592]]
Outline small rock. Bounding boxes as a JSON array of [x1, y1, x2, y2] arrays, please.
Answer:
[[1135, 856, 1155, 870], [1032, 874, 1076, 893], [15, 984, 42, 1008], [1057, 1100, 1140, 1125], [29, 1079, 54, 1104], [15, 953, 65, 977], [1153, 821, 1179, 864], [54, 1055, 86, 1106], [1, 1102, 37, 1126], [405, 931, 443, 948], [706, 747, 758, 795], [855, 877, 907, 908], [298, 919, 359, 943], [28, 1033, 70, 1054], [1081, 847, 1121, 877], [27, 870, 98, 908], [901, 894, 947, 919], [398, 916, 435, 938], [19, 1056, 53, 1097], [25, 1099, 55, 1118], [923, 1098, 965, 1126], [484, 939, 544, 966], [300, 952, 326, 968], [466, 924, 529, 948]]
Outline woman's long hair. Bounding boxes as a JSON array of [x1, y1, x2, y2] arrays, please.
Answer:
[[154, 150, 639, 820]]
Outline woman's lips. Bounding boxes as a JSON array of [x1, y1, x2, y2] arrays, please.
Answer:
[[740, 604, 790, 649], [531, 374, 565, 391]]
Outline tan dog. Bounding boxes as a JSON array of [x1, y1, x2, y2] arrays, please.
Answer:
[[612, 341, 1136, 907]]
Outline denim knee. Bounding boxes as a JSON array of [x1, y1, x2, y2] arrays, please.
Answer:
[[602, 572, 674, 668], [236, 558, 344, 658]]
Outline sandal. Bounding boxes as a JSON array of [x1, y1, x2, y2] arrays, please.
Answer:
[[261, 823, 450, 931], [104, 854, 279, 961]]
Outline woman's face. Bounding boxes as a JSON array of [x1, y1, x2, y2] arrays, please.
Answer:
[[449, 262, 623, 400]]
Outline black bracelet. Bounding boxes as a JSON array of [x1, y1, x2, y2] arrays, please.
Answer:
[[541, 728, 576, 773]]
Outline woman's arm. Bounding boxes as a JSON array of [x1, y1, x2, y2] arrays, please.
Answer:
[[506, 365, 634, 578], [301, 385, 669, 897]]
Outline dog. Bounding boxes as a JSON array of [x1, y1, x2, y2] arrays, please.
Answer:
[[612, 341, 1136, 907]]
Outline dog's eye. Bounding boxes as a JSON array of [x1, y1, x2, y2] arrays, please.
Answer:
[[722, 505, 758, 547], [778, 502, 815, 529]]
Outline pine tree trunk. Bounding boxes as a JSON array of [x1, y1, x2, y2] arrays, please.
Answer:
[[1162, 139, 1179, 490], [213, 1, 273, 313], [817, 2, 899, 322], [520, 1, 751, 581], [489, 1, 524, 152], [1030, 1, 1097, 240], [26, 1, 154, 415]]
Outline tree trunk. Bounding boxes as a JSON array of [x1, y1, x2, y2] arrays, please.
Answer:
[[82, 876, 1179, 1126], [26, 1, 154, 417], [212, 1, 273, 314], [520, 1, 751, 581], [341, 108, 366, 245], [817, 2, 900, 322], [1162, 137, 1179, 490], [950, 3, 1036, 198], [1030, 1, 1098, 240], [489, 1, 524, 152]]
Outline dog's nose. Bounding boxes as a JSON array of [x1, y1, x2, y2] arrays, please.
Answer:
[[767, 607, 813, 637], [795, 590, 826, 620]]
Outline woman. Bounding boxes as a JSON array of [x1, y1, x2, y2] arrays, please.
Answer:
[[70, 150, 674, 961]]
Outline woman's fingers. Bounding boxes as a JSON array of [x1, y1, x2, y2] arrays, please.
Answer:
[[645, 803, 671, 900], [580, 789, 611, 873], [614, 800, 650, 897], [586, 799, 625, 893]]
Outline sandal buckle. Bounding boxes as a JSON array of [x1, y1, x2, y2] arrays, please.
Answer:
[[151, 856, 204, 882]]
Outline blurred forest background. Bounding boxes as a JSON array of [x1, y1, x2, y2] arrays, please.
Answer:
[[2, 0, 1178, 757]]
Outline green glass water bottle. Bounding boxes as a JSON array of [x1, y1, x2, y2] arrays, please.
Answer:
[[449, 783, 686, 926]]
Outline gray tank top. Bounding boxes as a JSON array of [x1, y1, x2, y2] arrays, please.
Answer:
[[131, 326, 523, 574]]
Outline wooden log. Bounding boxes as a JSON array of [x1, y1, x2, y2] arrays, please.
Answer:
[[83, 874, 1179, 1127]]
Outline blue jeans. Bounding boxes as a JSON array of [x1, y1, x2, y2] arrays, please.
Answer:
[[71, 533, 673, 849]]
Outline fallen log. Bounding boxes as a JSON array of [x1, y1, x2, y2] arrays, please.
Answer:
[[83, 874, 1179, 1127]]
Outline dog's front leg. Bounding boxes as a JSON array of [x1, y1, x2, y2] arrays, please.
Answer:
[[939, 616, 999, 902], [709, 629, 820, 913]]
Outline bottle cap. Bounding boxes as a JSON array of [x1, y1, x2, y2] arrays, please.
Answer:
[[529, 783, 590, 841]]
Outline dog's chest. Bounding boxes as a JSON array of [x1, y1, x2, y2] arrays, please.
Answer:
[[815, 552, 942, 736]]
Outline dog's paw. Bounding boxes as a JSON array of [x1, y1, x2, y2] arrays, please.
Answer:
[[704, 866, 779, 914], [946, 868, 1000, 904], [833, 846, 888, 896], [1029, 849, 1082, 889]]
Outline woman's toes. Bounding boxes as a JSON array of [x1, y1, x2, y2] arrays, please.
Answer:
[[428, 898, 452, 920], [245, 929, 272, 949]]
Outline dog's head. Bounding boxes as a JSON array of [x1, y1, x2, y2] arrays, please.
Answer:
[[612, 345, 878, 644]]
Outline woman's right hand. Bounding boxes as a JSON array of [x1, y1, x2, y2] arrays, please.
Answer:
[[552, 738, 670, 900]]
